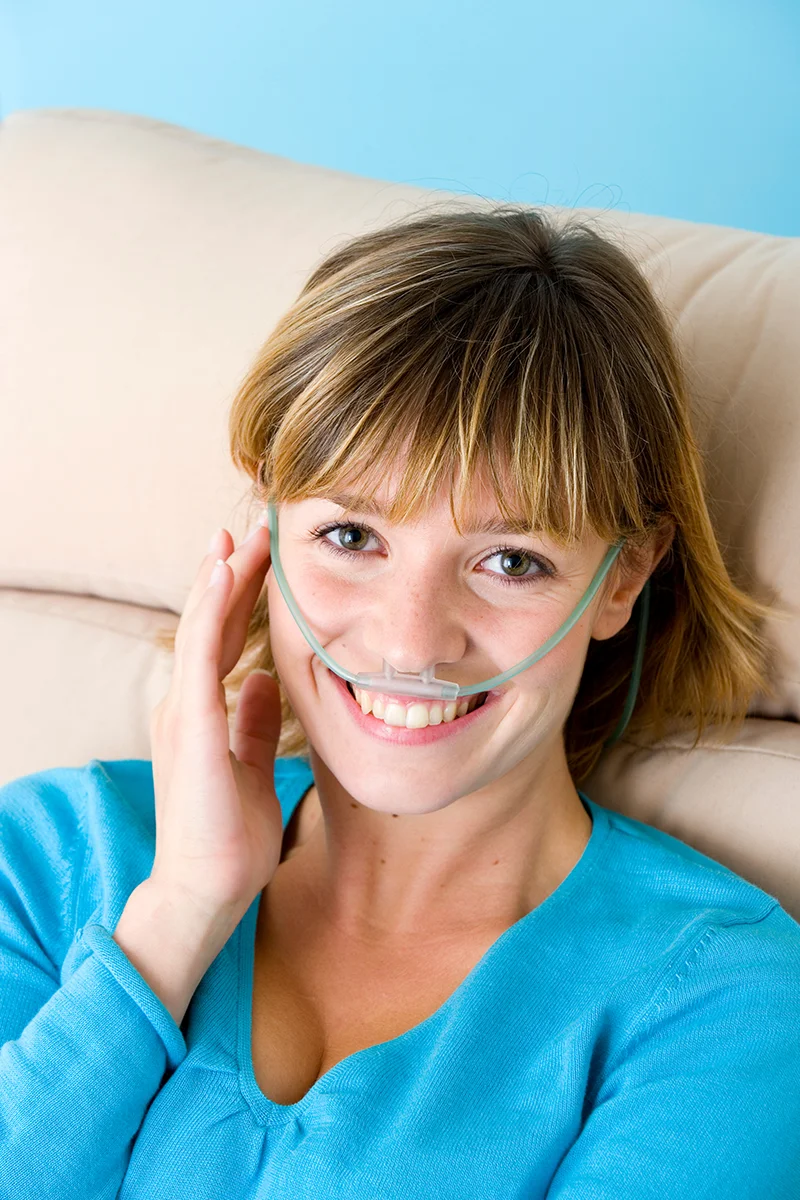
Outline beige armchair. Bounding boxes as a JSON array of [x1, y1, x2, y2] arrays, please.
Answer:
[[1, 108, 798, 919]]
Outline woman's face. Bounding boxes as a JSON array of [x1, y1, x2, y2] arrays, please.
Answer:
[[266, 471, 641, 814]]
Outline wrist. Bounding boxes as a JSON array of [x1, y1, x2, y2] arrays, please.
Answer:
[[112, 880, 248, 1025]]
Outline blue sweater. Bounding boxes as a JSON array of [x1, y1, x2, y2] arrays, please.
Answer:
[[0, 756, 799, 1199]]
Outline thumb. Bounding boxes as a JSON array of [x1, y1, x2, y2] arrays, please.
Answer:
[[231, 668, 282, 774]]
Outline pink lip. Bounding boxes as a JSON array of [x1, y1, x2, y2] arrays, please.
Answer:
[[326, 667, 505, 746]]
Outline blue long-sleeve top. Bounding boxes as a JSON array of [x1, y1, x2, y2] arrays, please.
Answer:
[[0, 755, 799, 1199]]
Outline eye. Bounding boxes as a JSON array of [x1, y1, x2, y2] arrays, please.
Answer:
[[482, 547, 553, 587], [311, 522, 380, 556], [308, 521, 555, 589]]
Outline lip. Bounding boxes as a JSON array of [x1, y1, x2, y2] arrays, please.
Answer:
[[326, 667, 505, 746]]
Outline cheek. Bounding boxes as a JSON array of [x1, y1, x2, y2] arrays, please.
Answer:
[[266, 575, 316, 676], [264, 590, 320, 734], [275, 560, 358, 623], [504, 618, 590, 701], [267, 566, 371, 668]]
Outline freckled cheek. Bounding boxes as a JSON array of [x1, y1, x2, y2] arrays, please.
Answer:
[[504, 621, 589, 700], [266, 576, 318, 681], [268, 570, 362, 634]]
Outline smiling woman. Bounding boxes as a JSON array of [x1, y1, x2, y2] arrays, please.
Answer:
[[132, 202, 800, 1197], [183, 201, 778, 784], [0, 188, 796, 1200]]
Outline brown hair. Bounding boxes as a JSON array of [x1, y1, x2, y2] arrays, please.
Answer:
[[154, 201, 785, 784]]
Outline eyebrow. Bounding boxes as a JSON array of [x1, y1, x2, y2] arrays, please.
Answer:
[[324, 492, 536, 537]]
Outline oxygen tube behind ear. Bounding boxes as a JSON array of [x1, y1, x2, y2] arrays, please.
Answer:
[[266, 500, 647, 741]]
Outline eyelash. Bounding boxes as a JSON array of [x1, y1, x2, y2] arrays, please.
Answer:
[[307, 521, 555, 588]]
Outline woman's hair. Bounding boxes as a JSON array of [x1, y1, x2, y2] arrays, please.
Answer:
[[153, 201, 784, 784]]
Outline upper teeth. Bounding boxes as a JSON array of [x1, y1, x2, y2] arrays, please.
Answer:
[[350, 685, 484, 729]]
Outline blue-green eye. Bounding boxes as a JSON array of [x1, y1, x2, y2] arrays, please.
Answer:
[[308, 521, 555, 588], [482, 548, 553, 586], [325, 523, 374, 552]]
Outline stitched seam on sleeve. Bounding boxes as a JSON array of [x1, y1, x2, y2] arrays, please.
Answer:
[[653, 923, 721, 1013], [603, 899, 782, 1076], [648, 899, 781, 1023]]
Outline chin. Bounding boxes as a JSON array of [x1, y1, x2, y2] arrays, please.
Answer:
[[328, 766, 469, 817], [295, 732, 473, 815]]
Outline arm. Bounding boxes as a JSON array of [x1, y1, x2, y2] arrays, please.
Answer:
[[546, 904, 800, 1199], [0, 771, 237, 1200]]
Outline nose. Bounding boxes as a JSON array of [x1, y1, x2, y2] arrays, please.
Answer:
[[361, 579, 470, 678]]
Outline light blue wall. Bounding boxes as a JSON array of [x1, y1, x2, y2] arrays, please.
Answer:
[[1, 0, 797, 236]]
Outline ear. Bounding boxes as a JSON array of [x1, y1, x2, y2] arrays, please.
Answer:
[[590, 519, 675, 643]]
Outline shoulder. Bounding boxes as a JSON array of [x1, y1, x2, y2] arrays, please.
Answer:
[[551, 893, 800, 1196], [593, 900, 800, 1115], [0, 760, 98, 890], [583, 793, 787, 939], [578, 796, 800, 1066], [0, 755, 314, 948], [572, 795, 800, 1024], [0, 761, 101, 966], [0, 760, 159, 952], [0, 755, 314, 849]]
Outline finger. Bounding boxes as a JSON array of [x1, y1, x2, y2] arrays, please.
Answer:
[[175, 529, 234, 659], [218, 550, 273, 679], [174, 558, 237, 748], [231, 669, 281, 774], [184, 521, 271, 644], [211, 521, 273, 677], [222, 520, 272, 612], [173, 518, 272, 693]]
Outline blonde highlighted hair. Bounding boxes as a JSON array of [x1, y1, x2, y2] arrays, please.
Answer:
[[154, 202, 784, 783]]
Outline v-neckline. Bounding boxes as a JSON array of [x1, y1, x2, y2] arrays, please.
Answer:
[[235, 788, 610, 1127]]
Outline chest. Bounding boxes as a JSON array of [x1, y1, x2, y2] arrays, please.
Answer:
[[249, 877, 504, 1108]]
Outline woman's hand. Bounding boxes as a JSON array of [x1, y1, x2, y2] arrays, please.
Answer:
[[147, 516, 284, 924]]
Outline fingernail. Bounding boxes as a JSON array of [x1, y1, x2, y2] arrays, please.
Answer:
[[208, 558, 226, 587], [243, 508, 270, 543]]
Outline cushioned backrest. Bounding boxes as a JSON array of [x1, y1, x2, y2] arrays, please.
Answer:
[[0, 108, 798, 724]]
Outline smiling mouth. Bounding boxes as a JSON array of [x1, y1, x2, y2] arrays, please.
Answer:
[[345, 679, 488, 729]]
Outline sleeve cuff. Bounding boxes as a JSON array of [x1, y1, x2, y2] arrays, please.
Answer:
[[80, 922, 188, 1072]]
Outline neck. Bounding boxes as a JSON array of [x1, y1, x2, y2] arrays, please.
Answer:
[[275, 743, 592, 946]]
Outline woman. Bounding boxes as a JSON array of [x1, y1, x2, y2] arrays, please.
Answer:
[[1, 205, 798, 1199]]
